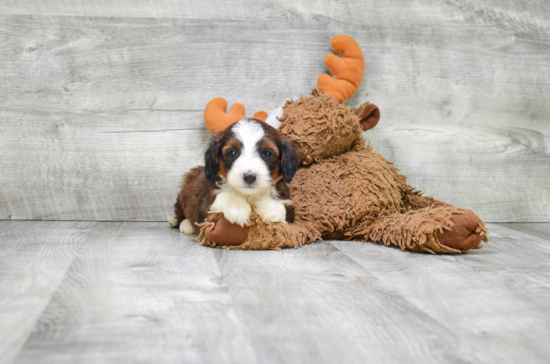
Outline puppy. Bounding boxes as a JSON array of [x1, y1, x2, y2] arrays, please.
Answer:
[[168, 118, 299, 234]]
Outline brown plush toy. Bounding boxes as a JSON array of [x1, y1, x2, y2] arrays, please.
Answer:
[[197, 35, 489, 253]]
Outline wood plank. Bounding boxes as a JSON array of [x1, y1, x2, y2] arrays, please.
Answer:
[[0, 0, 279, 19], [212, 243, 489, 364], [499, 223, 550, 241], [1, 0, 549, 29], [0, 6, 549, 222], [14, 222, 259, 364], [330, 223, 550, 363], [0, 109, 210, 221], [0, 221, 96, 364]]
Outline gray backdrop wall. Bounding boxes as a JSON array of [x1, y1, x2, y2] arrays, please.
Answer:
[[0, 0, 549, 222]]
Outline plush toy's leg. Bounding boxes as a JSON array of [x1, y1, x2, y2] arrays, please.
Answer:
[[348, 206, 489, 254], [197, 213, 321, 250]]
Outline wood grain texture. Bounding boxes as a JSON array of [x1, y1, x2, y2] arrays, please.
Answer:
[[330, 223, 550, 363], [500, 222, 550, 240], [0, 221, 96, 364], [212, 243, 469, 364], [14, 222, 258, 364], [1, 0, 549, 28], [0, 0, 549, 222], [2, 221, 549, 363]]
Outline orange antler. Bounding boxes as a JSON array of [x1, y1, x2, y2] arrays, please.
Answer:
[[317, 35, 365, 102], [204, 97, 246, 133], [253, 111, 267, 122]]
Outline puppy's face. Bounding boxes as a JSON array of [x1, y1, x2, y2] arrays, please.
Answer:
[[204, 118, 299, 196]]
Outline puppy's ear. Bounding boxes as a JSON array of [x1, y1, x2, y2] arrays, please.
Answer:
[[204, 136, 221, 182], [280, 139, 299, 183]]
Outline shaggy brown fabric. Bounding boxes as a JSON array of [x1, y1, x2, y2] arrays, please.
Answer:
[[290, 145, 405, 235], [279, 91, 363, 165], [348, 206, 488, 254], [198, 213, 321, 251]]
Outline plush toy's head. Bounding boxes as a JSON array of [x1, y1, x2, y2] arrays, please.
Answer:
[[278, 91, 358, 165], [274, 34, 380, 165], [278, 91, 380, 165]]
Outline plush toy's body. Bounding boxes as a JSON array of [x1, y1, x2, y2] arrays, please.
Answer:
[[280, 92, 488, 253], [187, 35, 489, 253]]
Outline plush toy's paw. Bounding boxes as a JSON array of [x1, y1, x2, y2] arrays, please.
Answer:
[[437, 210, 487, 250], [179, 219, 195, 234], [253, 198, 287, 223], [209, 191, 252, 227], [205, 213, 249, 246]]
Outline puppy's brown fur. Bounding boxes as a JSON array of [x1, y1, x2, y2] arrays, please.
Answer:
[[174, 166, 216, 233], [174, 119, 299, 232]]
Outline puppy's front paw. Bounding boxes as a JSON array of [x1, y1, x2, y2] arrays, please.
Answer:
[[167, 216, 179, 228], [254, 199, 287, 223], [222, 200, 252, 227], [179, 219, 195, 234], [209, 192, 252, 227]]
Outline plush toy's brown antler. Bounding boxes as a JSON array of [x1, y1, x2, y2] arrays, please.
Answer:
[[317, 35, 365, 102], [204, 97, 246, 132]]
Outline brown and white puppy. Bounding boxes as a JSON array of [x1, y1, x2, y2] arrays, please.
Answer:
[[169, 118, 299, 234]]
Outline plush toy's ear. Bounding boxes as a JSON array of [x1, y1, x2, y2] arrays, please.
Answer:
[[204, 135, 221, 182], [354, 102, 381, 131], [204, 97, 246, 133], [253, 110, 267, 122], [317, 35, 365, 102], [280, 139, 299, 182]]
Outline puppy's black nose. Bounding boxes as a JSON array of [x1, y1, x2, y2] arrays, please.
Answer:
[[243, 172, 257, 185]]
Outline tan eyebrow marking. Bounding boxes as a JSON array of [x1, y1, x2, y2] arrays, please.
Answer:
[[222, 136, 242, 154], [259, 138, 279, 156]]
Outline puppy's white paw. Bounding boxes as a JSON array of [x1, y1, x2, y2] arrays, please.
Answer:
[[210, 191, 251, 227], [223, 202, 252, 227], [167, 216, 179, 228], [254, 198, 287, 223], [179, 219, 195, 234]]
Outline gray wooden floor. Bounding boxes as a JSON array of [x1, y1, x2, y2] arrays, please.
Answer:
[[1, 221, 549, 364]]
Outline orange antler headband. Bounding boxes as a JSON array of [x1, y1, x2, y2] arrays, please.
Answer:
[[203, 98, 245, 133], [203, 98, 266, 133]]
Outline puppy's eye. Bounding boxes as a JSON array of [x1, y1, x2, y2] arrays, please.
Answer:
[[262, 150, 273, 159], [226, 149, 239, 158], [262, 149, 274, 159]]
